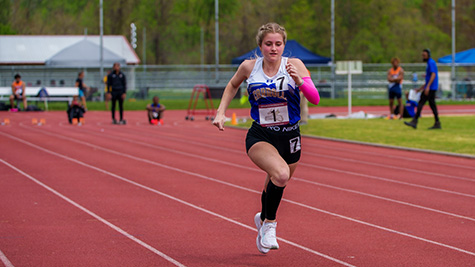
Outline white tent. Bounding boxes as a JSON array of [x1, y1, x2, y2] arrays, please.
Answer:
[[0, 35, 139, 65], [46, 39, 126, 67]]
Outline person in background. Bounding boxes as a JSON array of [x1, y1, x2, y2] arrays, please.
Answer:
[[67, 95, 86, 124], [75, 71, 89, 110], [146, 96, 166, 125], [404, 48, 441, 129], [104, 70, 112, 110], [107, 63, 127, 125], [394, 91, 418, 119], [10, 74, 27, 111], [387, 57, 404, 119], [464, 77, 473, 99]]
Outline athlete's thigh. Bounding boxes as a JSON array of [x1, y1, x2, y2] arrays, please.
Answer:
[[248, 141, 289, 178]]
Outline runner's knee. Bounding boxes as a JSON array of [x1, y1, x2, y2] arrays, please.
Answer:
[[271, 166, 290, 187]]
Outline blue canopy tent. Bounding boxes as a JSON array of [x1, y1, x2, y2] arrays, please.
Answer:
[[438, 48, 475, 64], [231, 40, 330, 65]]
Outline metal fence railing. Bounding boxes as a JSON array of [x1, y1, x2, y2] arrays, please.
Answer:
[[1, 63, 474, 100]]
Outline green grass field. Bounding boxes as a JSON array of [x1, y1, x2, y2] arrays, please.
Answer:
[[233, 116, 475, 156]]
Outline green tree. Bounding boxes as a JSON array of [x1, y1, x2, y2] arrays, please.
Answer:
[[0, 0, 14, 34]]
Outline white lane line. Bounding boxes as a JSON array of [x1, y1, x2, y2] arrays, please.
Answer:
[[304, 152, 475, 183], [17, 124, 475, 221], [0, 160, 185, 267], [3, 131, 475, 258], [305, 142, 475, 171], [104, 124, 475, 184], [300, 162, 475, 199], [291, 178, 475, 222], [0, 249, 14, 267], [101, 125, 475, 197], [52, 125, 475, 222], [156, 125, 475, 176], [282, 197, 475, 257], [0, 135, 354, 267]]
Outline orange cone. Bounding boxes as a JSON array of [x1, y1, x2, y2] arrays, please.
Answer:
[[72, 118, 78, 125], [40, 118, 46, 125], [79, 118, 85, 124], [4, 118, 10, 125], [231, 113, 238, 125], [32, 118, 38, 124]]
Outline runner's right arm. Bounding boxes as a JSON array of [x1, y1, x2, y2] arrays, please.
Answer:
[[213, 60, 254, 131]]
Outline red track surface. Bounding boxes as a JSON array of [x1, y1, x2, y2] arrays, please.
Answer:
[[1, 109, 474, 267]]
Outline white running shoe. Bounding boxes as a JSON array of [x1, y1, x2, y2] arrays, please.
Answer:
[[260, 221, 279, 249], [254, 213, 270, 254]]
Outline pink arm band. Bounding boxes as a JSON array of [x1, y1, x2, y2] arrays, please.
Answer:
[[299, 76, 320, 105]]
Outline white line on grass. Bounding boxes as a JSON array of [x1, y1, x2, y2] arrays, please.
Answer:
[[0, 134, 355, 267], [0, 160, 186, 267], [3, 130, 475, 258]]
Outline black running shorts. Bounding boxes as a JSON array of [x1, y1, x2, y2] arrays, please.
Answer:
[[245, 121, 301, 164]]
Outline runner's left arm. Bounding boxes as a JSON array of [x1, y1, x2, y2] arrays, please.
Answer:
[[287, 58, 320, 105]]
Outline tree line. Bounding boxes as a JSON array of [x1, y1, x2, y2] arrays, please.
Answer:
[[1, 0, 474, 64]]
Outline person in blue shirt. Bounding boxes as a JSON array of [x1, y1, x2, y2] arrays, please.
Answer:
[[394, 91, 418, 118], [404, 49, 441, 129], [146, 96, 166, 125], [75, 71, 89, 110]]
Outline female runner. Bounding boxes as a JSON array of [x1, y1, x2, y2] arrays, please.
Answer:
[[213, 22, 320, 253]]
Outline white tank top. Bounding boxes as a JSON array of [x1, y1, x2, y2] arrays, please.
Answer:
[[246, 57, 301, 126]]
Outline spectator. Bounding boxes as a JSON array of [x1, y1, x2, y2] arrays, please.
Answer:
[[394, 91, 418, 119], [404, 48, 441, 129], [10, 74, 27, 111], [146, 96, 166, 125], [107, 63, 127, 125], [464, 78, 473, 99], [67, 95, 86, 124], [387, 57, 404, 119], [75, 71, 89, 110]]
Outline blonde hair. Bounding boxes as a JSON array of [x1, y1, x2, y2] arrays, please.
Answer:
[[256, 22, 287, 47]]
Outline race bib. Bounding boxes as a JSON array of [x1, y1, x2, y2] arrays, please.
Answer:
[[258, 102, 289, 126]]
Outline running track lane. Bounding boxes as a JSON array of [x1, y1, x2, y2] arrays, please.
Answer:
[[0, 110, 474, 266], [0, 133, 352, 267]]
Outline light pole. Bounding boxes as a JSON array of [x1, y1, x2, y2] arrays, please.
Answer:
[[331, 0, 335, 99], [215, 0, 219, 84], [451, 0, 456, 100], [99, 0, 104, 102]]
